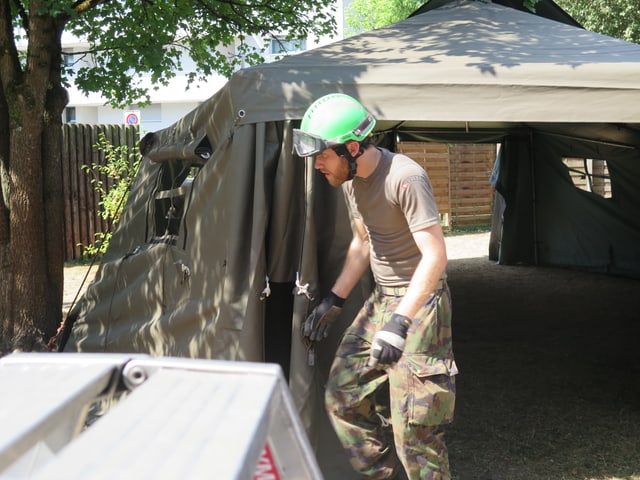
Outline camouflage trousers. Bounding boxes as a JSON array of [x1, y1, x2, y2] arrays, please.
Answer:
[[325, 280, 457, 480]]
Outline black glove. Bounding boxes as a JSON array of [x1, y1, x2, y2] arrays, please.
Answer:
[[369, 313, 412, 368], [303, 292, 345, 342]]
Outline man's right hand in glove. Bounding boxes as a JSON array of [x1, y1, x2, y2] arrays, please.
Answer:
[[303, 291, 345, 342], [368, 313, 412, 368]]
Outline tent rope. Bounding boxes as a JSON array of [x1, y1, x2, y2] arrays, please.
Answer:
[[259, 275, 271, 300], [294, 271, 313, 301]]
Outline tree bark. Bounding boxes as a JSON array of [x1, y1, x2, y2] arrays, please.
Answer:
[[0, 64, 12, 353], [0, 9, 67, 352], [42, 26, 68, 350]]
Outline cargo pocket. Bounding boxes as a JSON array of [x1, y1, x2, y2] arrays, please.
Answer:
[[405, 354, 456, 426]]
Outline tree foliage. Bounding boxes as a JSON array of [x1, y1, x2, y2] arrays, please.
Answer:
[[555, 0, 640, 44], [346, 0, 640, 44], [0, 0, 336, 352], [345, 0, 540, 35], [66, 1, 337, 107], [81, 134, 142, 258], [345, 0, 423, 36]]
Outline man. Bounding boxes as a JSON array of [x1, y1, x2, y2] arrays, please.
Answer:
[[294, 93, 458, 480]]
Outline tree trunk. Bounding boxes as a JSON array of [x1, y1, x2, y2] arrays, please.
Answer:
[[0, 11, 67, 353], [0, 68, 12, 354], [42, 33, 68, 351]]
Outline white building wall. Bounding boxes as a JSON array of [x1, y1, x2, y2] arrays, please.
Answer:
[[73, 106, 99, 124]]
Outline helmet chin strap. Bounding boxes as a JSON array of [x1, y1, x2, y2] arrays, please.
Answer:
[[333, 144, 364, 180]]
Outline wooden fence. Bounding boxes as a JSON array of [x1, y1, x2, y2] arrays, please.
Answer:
[[397, 142, 497, 230], [61, 124, 139, 261], [562, 157, 612, 198]]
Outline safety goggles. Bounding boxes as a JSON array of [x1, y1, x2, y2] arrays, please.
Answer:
[[293, 129, 330, 157], [293, 115, 374, 158]]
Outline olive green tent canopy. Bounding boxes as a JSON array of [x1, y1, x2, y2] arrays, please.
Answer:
[[63, 1, 640, 476]]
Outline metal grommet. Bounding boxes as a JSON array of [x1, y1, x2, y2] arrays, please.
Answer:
[[122, 363, 148, 390]]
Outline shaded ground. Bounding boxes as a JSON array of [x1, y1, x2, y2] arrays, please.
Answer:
[[444, 233, 640, 480], [63, 232, 640, 480]]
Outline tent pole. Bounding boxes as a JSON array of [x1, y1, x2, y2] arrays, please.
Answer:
[[536, 129, 638, 150]]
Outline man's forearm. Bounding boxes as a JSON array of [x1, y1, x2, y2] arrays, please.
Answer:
[[394, 225, 448, 320], [331, 235, 370, 299], [394, 252, 446, 319]]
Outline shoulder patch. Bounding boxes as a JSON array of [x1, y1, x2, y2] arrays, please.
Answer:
[[402, 175, 425, 189]]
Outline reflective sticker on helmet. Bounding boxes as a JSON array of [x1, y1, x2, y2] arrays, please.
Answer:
[[352, 115, 375, 137]]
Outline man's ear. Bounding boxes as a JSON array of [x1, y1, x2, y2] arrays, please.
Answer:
[[346, 140, 361, 157]]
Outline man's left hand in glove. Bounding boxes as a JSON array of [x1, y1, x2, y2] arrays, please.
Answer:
[[368, 313, 412, 368], [303, 291, 345, 342]]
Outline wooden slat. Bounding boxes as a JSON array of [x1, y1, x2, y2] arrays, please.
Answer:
[[398, 141, 452, 229], [398, 141, 496, 230], [61, 124, 138, 261], [61, 126, 73, 261]]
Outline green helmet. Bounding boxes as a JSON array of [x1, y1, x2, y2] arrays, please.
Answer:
[[293, 93, 376, 157]]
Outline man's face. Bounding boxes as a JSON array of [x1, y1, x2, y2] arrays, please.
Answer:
[[314, 147, 350, 187]]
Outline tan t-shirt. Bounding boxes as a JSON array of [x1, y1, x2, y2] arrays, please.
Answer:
[[343, 148, 440, 286]]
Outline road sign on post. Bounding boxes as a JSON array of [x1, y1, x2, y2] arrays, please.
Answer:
[[124, 110, 141, 126]]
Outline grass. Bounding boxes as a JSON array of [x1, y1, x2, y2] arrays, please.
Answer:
[[446, 224, 492, 236]]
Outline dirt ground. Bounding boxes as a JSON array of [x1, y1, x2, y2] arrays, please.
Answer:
[[63, 232, 640, 480], [444, 232, 640, 480], [63, 264, 95, 316]]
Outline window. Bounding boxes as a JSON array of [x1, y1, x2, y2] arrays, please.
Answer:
[[139, 104, 161, 123], [63, 52, 76, 67], [146, 136, 210, 245], [270, 37, 306, 55], [562, 157, 611, 199], [65, 107, 76, 123], [151, 160, 201, 244]]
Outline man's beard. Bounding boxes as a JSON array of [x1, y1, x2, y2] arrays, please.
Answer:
[[326, 160, 350, 186]]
